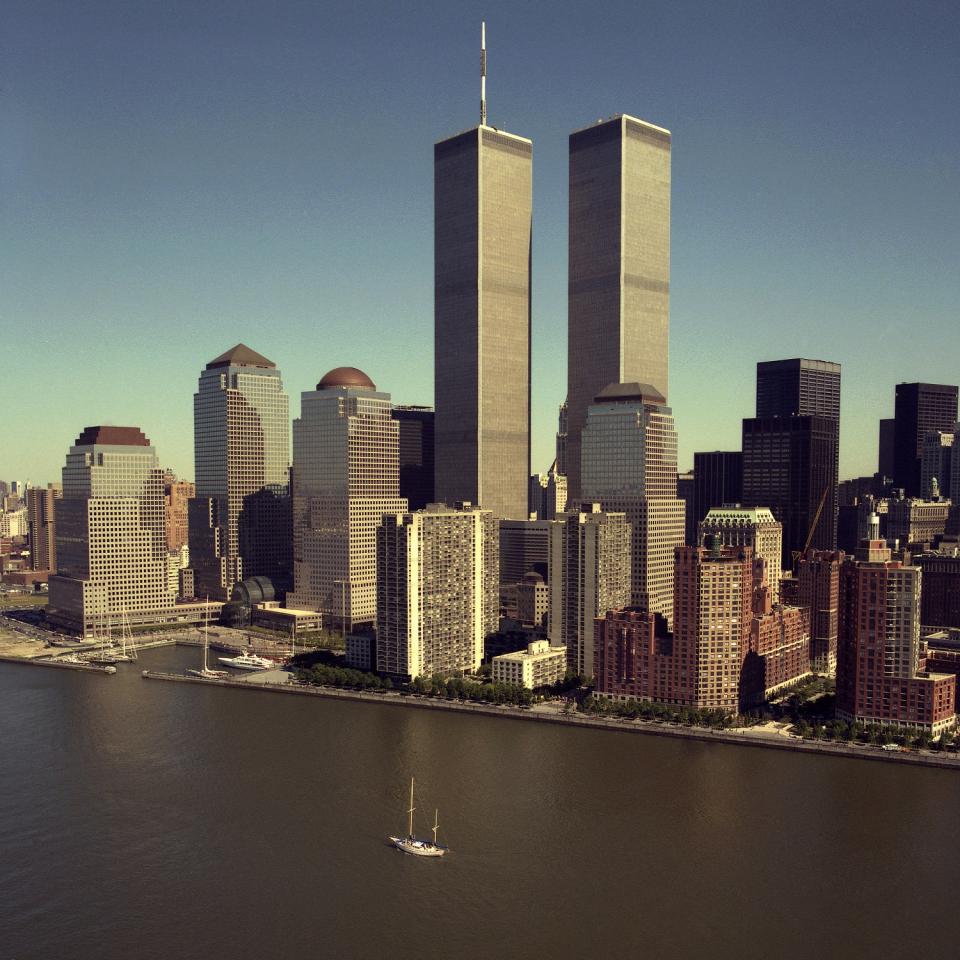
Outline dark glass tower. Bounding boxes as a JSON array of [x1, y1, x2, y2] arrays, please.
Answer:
[[743, 359, 840, 567], [742, 416, 838, 568], [756, 358, 841, 420], [892, 383, 959, 496], [392, 406, 435, 511], [692, 451, 743, 543]]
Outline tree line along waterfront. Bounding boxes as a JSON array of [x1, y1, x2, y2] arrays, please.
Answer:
[[289, 652, 960, 755]]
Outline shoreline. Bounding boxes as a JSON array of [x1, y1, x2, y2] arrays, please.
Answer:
[[140, 669, 960, 771]]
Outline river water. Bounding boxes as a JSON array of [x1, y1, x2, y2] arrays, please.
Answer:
[[2, 645, 959, 960]]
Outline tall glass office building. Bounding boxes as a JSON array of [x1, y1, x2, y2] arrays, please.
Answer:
[[48, 426, 170, 634], [581, 382, 684, 626], [288, 367, 408, 629], [190, 344, 291, 600]]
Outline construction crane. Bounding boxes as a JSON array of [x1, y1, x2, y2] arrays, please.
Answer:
[[792, 485, 831, 571]]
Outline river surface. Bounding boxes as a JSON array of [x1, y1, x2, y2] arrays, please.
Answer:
[[2, 645, 959, 960]]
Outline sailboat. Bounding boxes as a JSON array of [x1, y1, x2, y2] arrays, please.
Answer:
[[188, 604, 228, 679], [111, 609, 138, 663], [388, 778, 448, 858], [87, 609, 119, 665]]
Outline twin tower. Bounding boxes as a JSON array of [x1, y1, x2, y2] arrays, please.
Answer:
[[434, 108, 672, 519]]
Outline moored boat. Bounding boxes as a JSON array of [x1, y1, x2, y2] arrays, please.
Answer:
[[388, 778, 448, 858], [217, 651, 274, 671]]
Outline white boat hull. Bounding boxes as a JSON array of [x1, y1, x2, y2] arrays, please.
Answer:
[[389, 836, 447, 857], [218, 657, 272, 671]]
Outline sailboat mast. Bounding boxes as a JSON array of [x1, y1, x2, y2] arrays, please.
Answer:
[[203, 598, 210, 671], [432, 809, 439, 845], [408, 778, 415, 838]]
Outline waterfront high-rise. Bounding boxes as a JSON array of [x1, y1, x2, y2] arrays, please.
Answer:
[[794, 549, 843, 675], [26, 484, 61, 572], [433, 99, 532, 519], [566, 114, 671, 500], [594, 541, 810, 712], [392, 406, 435, 511], [376, 502, 498, 679], [915, 554, 960, 631], [672, 542, 754, 713], [699, 506, 783, 603], [288, 368, 408, 630], [48, 427, 170, 634], [548, 503, 631, 677], [892, 383, 959, 497], [581, 382, 684, 625], [837, 546, 956, 736], [190, 344, 291, 600]]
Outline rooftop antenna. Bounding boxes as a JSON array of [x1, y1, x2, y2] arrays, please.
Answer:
[[480, 21, 487, 126]]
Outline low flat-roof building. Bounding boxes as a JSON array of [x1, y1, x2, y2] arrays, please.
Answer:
[[492, 639, 566, 690], [250, 602, 323, 635]]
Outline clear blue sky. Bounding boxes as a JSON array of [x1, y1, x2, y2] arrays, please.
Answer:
[[2, 0, 958, 486]]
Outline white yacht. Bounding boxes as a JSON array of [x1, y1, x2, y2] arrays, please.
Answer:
[[217, 650, 274, 672], [388, 778, 448, 858]]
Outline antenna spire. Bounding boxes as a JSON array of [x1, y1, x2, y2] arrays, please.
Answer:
[[480, 21, 487, 126]]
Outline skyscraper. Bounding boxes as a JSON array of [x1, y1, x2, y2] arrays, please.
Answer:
[[691, 451, 742, 540], [878, 418, 896, 478], [920, 430, 953, 500], [189, 344, 290, 600], [288, 367, 408, 630], [892, 382, 959, 497], [548, 503, 631, 677], [742, 359, 840, 568], [48, 426, 170, 634], [756, 358, 841, 420], [392, 406, 435, 511], [566, 114, 671, 500], [837, 549, 956, 736], [581, 382, 685, 625], [26, 484, 61, 572], [699, 506, 783, 603], [433, 57, 532, 520], [672, 542, 753, 713], [376, 502, 498, 679], [742, 416, 838, 567], [555, 402, 569, 477], [795, 549, 843, 675], [163, 472, 194, 552]]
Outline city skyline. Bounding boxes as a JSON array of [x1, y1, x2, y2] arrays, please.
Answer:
[[3, 2, 959, 484]]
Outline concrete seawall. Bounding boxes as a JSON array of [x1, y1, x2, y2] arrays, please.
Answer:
[[140, 671, 960, 772]]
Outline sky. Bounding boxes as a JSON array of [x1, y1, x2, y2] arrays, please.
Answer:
[[2, 0, 959, 486]]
